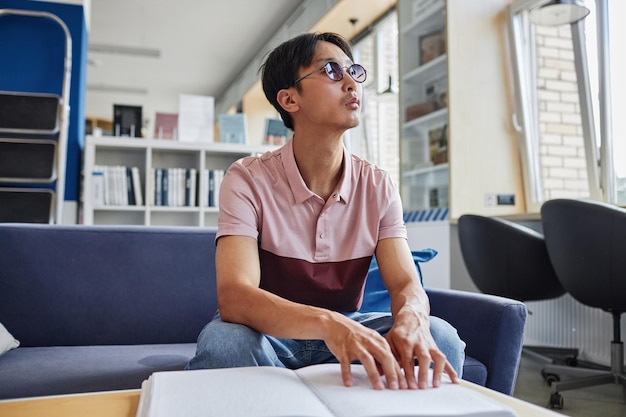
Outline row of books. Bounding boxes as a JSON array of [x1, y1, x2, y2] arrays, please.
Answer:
[[150, 168, 224, 208], [92, 166, 225, 208], [92, 165, 143, 207], [151, 168, 198, 208]]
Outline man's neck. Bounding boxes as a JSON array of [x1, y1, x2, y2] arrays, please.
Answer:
[[292, 133, 345, 201]]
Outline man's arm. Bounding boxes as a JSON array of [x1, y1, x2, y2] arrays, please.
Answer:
[[375, 237, 460, 389], [215, 234, 405, 390]]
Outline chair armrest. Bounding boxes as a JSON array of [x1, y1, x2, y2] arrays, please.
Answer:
[[426, 287, 527, 395]]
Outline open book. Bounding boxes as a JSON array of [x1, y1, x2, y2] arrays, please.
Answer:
[[136, 363, 517, 417]]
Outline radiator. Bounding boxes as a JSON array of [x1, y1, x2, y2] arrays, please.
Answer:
[[524, 294, 626, 366]]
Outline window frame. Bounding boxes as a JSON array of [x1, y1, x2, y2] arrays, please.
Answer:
[[506, 0, 613, 210]]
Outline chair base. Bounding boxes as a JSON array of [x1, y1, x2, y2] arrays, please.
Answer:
[[522, 345, 579, 366], [544, 341, 626, 409]]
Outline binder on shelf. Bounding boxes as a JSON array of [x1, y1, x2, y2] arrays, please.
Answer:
[[131, 167, 143, 206], [204, 169, 224, 208], [92, 169, 104, 206]]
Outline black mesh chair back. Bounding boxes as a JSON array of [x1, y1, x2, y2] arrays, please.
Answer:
[[458, 214, 565, 302], [540, 198, 626, 409], [541, 198, 626, 312]]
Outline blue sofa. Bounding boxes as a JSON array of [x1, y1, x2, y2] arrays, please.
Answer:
[[0, 223, 527, 399]]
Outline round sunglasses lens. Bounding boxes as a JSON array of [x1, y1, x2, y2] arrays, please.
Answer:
[[349, 65, 366, 82], [325, 62, 343, 81]]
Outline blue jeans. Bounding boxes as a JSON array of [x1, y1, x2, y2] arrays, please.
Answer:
[[186, 311, 466, 377]]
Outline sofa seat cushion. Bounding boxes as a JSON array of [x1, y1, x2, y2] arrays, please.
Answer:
[[461, 355, 488, 387], [0, 343, 196, 400]]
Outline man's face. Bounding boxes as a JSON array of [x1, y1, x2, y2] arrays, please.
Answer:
[[291, 41, 363, 133]]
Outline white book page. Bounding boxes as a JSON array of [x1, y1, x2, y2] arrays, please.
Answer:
[[136, 367, 334, 417], [295, 364, 518, 417]]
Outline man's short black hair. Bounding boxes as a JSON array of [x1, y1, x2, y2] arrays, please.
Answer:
[[260, 32, 354, 130]]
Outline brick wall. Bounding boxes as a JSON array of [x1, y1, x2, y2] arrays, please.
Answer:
[[535, 25, 590, 200]]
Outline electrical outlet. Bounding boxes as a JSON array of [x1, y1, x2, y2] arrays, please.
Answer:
[[484, 193, 496, 207], [497, 194, 515, 205]]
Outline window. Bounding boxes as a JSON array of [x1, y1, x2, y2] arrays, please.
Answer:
[[507, 0, 624, 209]]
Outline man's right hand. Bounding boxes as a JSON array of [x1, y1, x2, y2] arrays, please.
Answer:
[[322, 313, 407, 390]]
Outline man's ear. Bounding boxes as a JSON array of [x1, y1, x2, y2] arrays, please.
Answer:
[[276, 89, 299, 114]]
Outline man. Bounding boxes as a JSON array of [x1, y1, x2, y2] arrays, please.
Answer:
[[186, 32, 465, 390]]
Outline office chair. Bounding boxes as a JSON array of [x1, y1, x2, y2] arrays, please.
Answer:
[[541, 199, 626, 409], [457, 214, 579, 365]]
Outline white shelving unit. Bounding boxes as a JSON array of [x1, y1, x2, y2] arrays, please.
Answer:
[[399, 0, 449, 213], [82, 135, 275, 226]]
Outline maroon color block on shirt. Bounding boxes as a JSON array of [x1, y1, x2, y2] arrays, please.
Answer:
[[259, 249, 373, 312]]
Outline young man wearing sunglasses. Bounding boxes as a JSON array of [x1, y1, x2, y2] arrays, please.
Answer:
[[187, 32, 465, 391]]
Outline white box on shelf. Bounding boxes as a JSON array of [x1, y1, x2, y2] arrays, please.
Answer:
[[178, 94, 214, 143]]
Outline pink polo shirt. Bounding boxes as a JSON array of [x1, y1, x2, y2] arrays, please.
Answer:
[[216, 138, 407, 312]]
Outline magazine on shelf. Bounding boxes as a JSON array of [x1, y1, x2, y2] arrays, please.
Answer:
[[218, 113, 247, 144], [135, 363, 517, 417]]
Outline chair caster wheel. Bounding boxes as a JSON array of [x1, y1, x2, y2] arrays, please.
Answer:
[[549, 393, 563, 409], [541, 370, 560, 386]]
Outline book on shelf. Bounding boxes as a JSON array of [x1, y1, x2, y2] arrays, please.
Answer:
[[154, 112, 178, 140], [92, 165, 143, 206], [201, 168, 224, 208], [135, 363, 517, 417], [178, 94, 214, 143], [131, 167, 143, 206], [150, 168, 198, 207], [218, 113, 247, 144], [113, 104, 143, 138]]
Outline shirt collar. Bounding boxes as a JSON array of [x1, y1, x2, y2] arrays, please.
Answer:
[[282, 138, 352, 205]]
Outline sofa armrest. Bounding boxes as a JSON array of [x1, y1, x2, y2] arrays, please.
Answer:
[[426, 287, 527, 395]]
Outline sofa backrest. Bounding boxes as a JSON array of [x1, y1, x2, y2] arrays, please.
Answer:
[[0, 224, 218, 347]]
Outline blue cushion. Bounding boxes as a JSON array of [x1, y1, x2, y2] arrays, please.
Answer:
[[360, 249, 437, 313], [0, 343, 196, 400]]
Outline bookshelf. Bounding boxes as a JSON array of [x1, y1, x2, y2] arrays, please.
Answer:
[[82, 135, 276, 226], [399, 0, 449, 214]]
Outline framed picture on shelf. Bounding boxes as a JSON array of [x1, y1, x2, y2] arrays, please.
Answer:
[[154, 112, 178, 140], [263, 118, 289, 145], [419, 30, 446, 65], [218, 113, 247, 144], [113, 104, 143, 138]]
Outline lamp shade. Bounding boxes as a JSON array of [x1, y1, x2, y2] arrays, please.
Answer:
[[530, 0, 590, 26]]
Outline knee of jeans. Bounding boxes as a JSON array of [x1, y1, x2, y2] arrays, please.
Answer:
[[197, 320, 262, 352], [429, 316, 466, 374]]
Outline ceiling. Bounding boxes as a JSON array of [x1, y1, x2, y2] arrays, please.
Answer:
[[85, 0, 396, 124], [86, 0, 304, 118]]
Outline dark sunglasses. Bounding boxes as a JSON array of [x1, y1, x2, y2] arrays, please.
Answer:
[[293, 62, 367, 85]]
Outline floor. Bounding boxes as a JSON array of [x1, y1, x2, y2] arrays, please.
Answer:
[[513, 355, 626, 417]]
